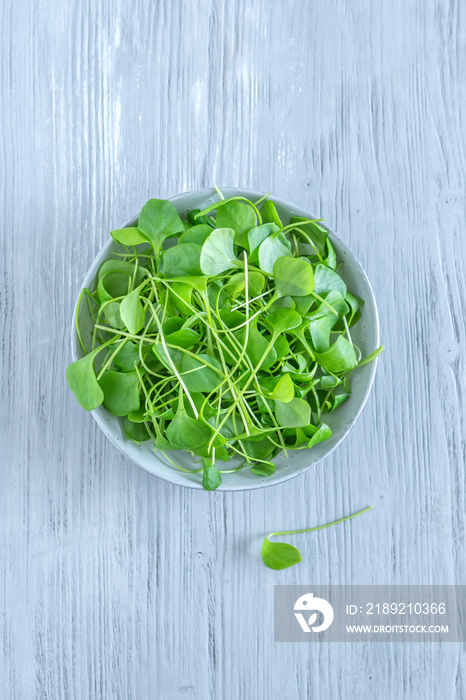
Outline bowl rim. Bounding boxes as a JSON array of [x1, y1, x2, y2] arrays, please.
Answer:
[[70, 186, 380, 490]]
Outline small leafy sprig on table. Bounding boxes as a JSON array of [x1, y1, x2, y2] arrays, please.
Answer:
[[66, 191, 383, 490], [261, 505, 374, 569]]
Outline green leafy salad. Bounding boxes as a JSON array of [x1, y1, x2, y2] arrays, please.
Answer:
[[66, 190, 383, 491]]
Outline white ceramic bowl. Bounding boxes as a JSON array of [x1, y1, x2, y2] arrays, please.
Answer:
[[71, 187, 380, 490]]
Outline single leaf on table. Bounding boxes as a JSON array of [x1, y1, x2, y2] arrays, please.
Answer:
[[111, 227, 147, 246], [162, 243, 203, 277], [98, 370, 140, 416], [275, 397, 311, 428], [258, 233, 292, 274], [261, 538, 302, 570], [181, 353, 224, 393], [261, 506, 374, 570], [215, 201, 257, 247], [314, 336, 357, 374], [120, 285, 146, 334], [137, 198, 184, 255], [313, 264, 347, 297], [260, 200, 283, 228], [200, 228, 241, 275]]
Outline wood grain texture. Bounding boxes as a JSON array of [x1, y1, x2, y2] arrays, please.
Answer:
[[1, 0, 465, 697]]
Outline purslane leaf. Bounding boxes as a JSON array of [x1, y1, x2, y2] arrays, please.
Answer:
[[181, 353, 224, 392], [66, 354, 104, 411], [308, 290, 349, 352], [111, 227, 147, 246], [258, 233, 292, 274], [202, 465, 222, 490], [200, 228, 241, 275], [261, 506, 373, 570], [275, 397, 311, 428], [248, 223, 279, 257], [215, 201, 257, 247], [260, 200, 283, 228], [273, 256, 315, 297], [98, 370, 140, 416], [314, 264, 347, 297], [162, 243, 203, 277], [261, 538, 302, 570], [120, 285, 146, 334], [137, 198, 184, 255], [314, 336, 357, 374]]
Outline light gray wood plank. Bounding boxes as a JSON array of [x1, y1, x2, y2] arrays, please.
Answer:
[[1, 0, 465, 698]]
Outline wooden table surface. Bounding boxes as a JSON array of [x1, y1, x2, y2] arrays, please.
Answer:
[[1, 1, 465, 698]]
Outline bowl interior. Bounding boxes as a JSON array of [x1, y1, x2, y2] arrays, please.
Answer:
[[72, 188, 380, 490]]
